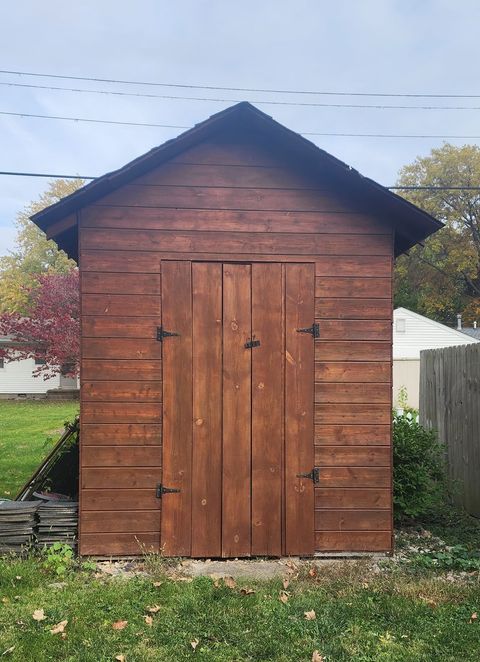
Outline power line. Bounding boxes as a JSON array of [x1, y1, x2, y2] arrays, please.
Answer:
[[1, 170, 480, 191], [2, 110, 480, 140], [3, 80, 480, 110], [1, 68, 480, 100]]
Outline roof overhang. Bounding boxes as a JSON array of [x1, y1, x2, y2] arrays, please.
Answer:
[[31, 102, 443, 261]]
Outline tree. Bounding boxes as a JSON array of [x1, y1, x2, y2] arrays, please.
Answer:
[[0, 179, 83, 313], [0, 271, 80, 379], [394, 144, 480, 325]]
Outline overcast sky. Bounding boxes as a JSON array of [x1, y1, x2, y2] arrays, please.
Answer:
[[1, 0, 479, 256]]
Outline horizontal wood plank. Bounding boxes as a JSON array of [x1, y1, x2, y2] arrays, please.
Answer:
[[315, 256, 392, 277], [81, 272, 160, 295], [315, 341, 391, 361], [82, 489, 160, 511], [80, 532, 159, 555], [82, 445, 161, 467], [83, 206, 389, 235], [315, 510, 391, 531], [315, 298, 391, 320], [315, 362, 390, 383], [315, 446, 390, 466], [81, 229, 392, 256], [316, 321, 391, 341], [82, 381, 162, 402], [82, 338, 160, 360], [82, 467, 161, 489], [82, 510, 160, 533], [315, 277, 391, 298], [82, 402, 161, 424], [80, 250, 161, 273], [315, 531, 392, 552], [82, 359, 162, 381], [317, 467, 390, 488], [315, 404, 391, 425], [315, 488, 391, 510], [82, 317, 158, 339], [315, 424, 391, 445], [315, 383, 391, 404], [81, 424, 161, 445], [82, 294, 160, 317]]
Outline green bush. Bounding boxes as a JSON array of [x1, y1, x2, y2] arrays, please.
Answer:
[[393, 411, 446, 523]]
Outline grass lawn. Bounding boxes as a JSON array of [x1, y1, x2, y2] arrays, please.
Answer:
[[0, 557, 479, 661], [0, 400, 78, 497]]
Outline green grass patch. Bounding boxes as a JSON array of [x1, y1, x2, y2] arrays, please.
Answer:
[[0, 557, 479, 661], [0, 400, 78, 497]]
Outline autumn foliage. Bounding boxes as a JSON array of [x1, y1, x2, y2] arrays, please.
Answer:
[[0, 271, 79, 378]]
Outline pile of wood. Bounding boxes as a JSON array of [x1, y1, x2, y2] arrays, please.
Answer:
[[36, 500, 78, 548], [0, 501, 40, 553]]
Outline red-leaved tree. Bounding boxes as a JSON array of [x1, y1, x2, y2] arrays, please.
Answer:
[[0, 271, 79, 379]]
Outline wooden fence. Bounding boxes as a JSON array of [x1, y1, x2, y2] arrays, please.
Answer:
[[420, 343, 480, 518]]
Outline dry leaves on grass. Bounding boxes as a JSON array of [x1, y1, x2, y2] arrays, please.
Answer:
[[308, 567, 317, 579], [32, 609, 46, 622], [115, 655, 126, 662], [190, 638, 199, 651], [282, 577, 290, 590], [223, 576, 237, 589], [278, 591, 289, 604], [304, 610, 316, 620], [311, 652, 324, 662], [112, 620, 128, 631], [50, 620, 68, 636], [146, 605, 161, 614], [152, 581, 162, 587], [144, 615, 153, 627], [470, 612, 478, 623], [1, 646, 15, 656], [240, 588, 255, 596]]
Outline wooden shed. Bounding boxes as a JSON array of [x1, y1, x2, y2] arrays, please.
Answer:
[[31, 102, 441, 557]]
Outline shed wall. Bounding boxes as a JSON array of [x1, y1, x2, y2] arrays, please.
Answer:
[[78, 134, 394, 556]]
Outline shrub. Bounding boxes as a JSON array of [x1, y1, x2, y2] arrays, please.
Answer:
[[393, 411, 446, 523]]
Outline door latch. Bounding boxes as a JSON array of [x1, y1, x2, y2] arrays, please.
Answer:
[[156, 483, 181, 498], [296, 467, 320, 484], [296, 323, 320, 338], [156, 326, 180, 341], [244, 337, 261, 349]]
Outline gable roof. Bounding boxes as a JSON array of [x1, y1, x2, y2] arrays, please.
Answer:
[[460, 328, 480, 340], [31, 102, 443, 261]]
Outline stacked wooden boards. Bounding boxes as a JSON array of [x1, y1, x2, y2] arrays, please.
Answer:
[[78, 132, 393, 556]]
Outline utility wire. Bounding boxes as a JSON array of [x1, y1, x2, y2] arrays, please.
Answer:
[[2, 110, 480, 140], [1, 68, 480, 100], [1, 170, 480, 191], [2, 80, 480, 110]]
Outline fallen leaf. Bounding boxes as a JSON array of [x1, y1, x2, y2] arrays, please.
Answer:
[[223, 576, 236, 589], [115, 655, 126, 662], [176, 577, 193, 582], [240, 588, 255, 596], [50, 620, 68, 635], [147, 605, 161, 613], [190, 638, 199, 651], [1, 598, 8, 604], [304, 610, 316, 620], [308, 567, 317, 578], [312, 652, 324, 662], [15, 576, 21, 581], [213, 578, 221, 588], [279, 591, 289, 604], [153, 581, 162, 587], [112, 620, 128, 631], [144, 615, 153, 627], [282, 577, 290, 590], [470, 612, 478, 623], [32, 609, 46, 622]]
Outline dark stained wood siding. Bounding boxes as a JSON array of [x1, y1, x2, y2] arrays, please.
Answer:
[[78, 134, 393, 556]]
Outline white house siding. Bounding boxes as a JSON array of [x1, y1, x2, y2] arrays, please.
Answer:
[[0, 355, 60, 397], [393, 307, 478, 408]]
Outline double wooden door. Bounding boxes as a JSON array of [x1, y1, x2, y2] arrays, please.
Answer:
[[160, 261, 315, 557]]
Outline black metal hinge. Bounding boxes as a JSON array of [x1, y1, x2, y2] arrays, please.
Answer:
[[156, 483, 181, 498], [296, 323, 320, 338], [156, 326, 180, 341], [296, 467, 320, 484], [244, 337, 261, 349]]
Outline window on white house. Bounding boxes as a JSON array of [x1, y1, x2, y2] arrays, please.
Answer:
[[396, 318, 406, 333]]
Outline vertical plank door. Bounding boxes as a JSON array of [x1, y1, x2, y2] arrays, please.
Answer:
[[191, 263, 223, 557], [160, 261, 193, 556], [251, 263, 284, 555], [285, 263, 315, 555], [222, 264, 252, 557]]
